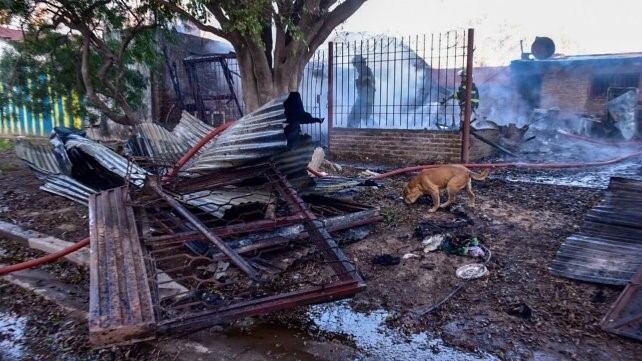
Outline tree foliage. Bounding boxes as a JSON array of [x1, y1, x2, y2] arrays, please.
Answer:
[[1, 0, 367, 125], [0, 0, 163, 125]]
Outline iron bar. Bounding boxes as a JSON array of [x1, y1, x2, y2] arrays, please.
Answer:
[[148, 178, 262, 282], [327, 42, 334, 152], [461, 28, 474, 163]]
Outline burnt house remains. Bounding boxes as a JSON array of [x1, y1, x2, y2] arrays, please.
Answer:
[[511, 52, 642, 138]]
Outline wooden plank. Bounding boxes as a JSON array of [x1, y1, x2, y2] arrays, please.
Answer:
[[88, 187, 156, 347]]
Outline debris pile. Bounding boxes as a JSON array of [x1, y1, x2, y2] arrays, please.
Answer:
[[550, 175, 642, 341], [15, 97, 381, 347]]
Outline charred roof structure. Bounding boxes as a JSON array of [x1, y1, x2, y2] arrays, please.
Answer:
[[511, 52, 642, 139], [15, 95, 379, 347]]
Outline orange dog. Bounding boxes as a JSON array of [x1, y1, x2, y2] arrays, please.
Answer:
[[402, 165, 489, 212]]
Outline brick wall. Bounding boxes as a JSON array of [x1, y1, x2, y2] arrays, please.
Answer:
[[539, 63, 642, 118], [540, 65, 592, 116], [329, 128, 462, 166]]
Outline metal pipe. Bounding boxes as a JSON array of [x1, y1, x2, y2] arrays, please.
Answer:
[[461, 28, 474, 163], [150, 180, 262, 281], [327, 42, 334, 153]]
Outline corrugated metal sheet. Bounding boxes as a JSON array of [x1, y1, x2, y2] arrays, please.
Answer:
[[125, 114, 216, 171], [172, 111, 214, 147], [178, 189, 271, 218], [15, 140, 97, 204], [126, 123, 188, 163], [270, 135, 315, 177], [601, 269, 642, 341], [550, 177, 642, 285], [15, 140, 64, 175], [187, 96, 288, 173], [65, 135, 148, 187], [40, 174, 96, 204]]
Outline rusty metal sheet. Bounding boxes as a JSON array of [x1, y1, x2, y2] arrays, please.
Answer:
[[601, 269, 642, 341], [88, 187, 156, 346], [550, 177, 642, 285], [187, 96, 288, 173], [89, 164, 371, 347]]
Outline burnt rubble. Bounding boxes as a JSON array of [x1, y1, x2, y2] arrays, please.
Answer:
[[15, 98, 380, 347]]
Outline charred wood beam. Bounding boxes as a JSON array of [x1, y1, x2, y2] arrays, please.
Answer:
[[471, 129, 519, 157]]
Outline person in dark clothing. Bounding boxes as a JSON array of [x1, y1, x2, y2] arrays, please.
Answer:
[[283, 92, 324, 149], [440, 69, 480, 118]]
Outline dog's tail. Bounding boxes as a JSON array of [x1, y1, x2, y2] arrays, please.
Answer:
[[469, 168, 490, 181]]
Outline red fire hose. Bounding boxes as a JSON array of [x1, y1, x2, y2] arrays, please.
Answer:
[[164, 121, 235, 181], [0, 237, 90, 276], [307, 151, 642, 180], [557, 130, 642, 146], [370, 150, 642, 179]]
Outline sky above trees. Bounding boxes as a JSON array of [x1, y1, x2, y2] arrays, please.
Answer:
[[338, 0, 641, 66]]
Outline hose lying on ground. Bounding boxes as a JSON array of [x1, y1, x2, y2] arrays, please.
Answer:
[[0, 237, 90, 276], [557, 129, 642, 146], [370, 150, 642, 179]]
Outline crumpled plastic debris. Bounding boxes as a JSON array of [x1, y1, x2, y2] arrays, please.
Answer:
[[360, 169, 380, 177], [467, 245, 485, 258], [422, 234, 445, 252], [456, 263, 488, 279], [439, 236, 485, 258]]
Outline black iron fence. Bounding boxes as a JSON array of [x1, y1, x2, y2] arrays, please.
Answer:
[[176, 30, 472, 148], [330, 30, 469, 130], [300, 50, 328, 146], [183, 53, 245, 124], [296, 30, 472, 147]]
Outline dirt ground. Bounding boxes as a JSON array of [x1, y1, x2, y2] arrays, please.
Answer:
[[1, 145, 641, 360], [344, 176, 640, 360]]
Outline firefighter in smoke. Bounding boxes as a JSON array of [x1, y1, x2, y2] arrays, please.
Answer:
[[440, 69, 480, 120]]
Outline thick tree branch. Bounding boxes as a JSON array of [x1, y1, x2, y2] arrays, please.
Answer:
[[80, 39, 140, 125], [307, 0, 366, 50], [154, 0, 230, 40]]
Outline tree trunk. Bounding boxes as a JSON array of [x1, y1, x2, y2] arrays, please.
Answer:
[[236, 43, 312, 113]]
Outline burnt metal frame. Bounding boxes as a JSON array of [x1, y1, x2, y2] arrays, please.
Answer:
[[601, 268, 642, 341], [136, 165, 365, 337], [183, 53, 244, 122]]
